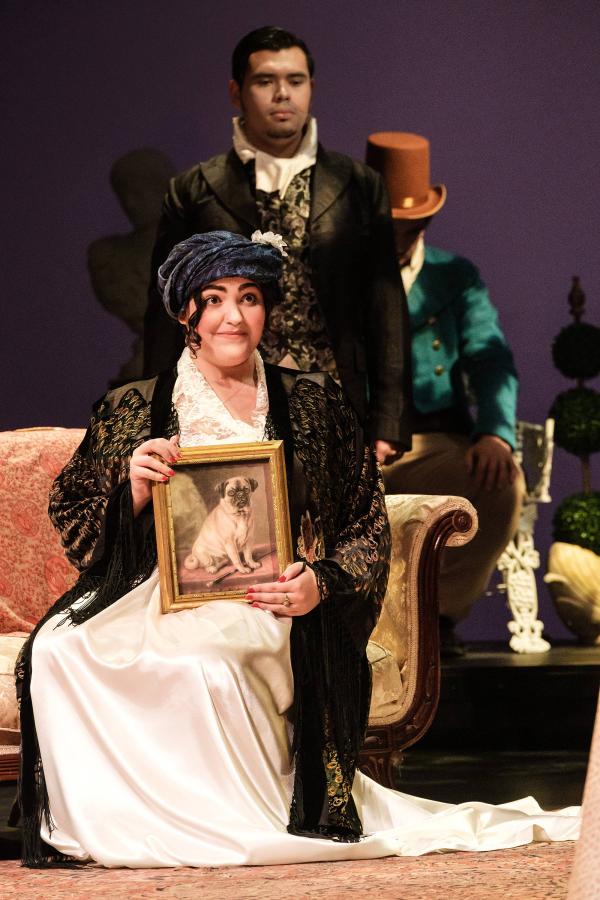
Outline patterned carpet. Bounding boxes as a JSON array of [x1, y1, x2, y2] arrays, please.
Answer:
[[0, 842, 575, 899]]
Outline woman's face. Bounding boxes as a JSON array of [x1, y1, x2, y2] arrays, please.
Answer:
[[180, 276, 266, 369]]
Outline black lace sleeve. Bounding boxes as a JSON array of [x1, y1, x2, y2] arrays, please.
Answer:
[[289, 375, 390, 643], [48, 388, 152, 571], [287, 375, 391, 841]]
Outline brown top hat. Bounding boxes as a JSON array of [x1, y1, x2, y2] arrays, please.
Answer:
[[366, 132, 446, 219]]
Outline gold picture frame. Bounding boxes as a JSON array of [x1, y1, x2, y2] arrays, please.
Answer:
[[153, 440, 293, 613]]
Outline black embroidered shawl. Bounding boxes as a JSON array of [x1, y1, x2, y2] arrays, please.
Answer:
[[16, 364, 390, 865]]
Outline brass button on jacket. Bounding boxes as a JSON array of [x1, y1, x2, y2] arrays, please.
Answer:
[[434, 365, 445, 376], [427, 315, 437, 326], [432, 338, 441, 350]]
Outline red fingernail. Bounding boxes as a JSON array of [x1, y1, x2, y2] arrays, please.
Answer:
[[251, 603, 260, 609], [168, 469, 175, 476], [247, 587, 254, 593], [161, 475, 168, 481], [278, 575, 287, 583]]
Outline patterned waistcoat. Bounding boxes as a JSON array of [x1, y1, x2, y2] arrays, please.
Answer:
[[255, 169, 339, 380]]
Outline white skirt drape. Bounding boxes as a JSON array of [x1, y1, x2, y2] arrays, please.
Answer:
[[31, 571, 580, 868]]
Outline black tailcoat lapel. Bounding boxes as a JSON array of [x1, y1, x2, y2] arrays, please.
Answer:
[[200, 150, 259, 232], [310, 147, 353, 224]]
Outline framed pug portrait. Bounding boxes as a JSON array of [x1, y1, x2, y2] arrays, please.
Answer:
[[152, 440, 293, 613]]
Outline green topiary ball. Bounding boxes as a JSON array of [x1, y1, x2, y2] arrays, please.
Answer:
[[552, 322, 600, 380], [553, 492, 600, 556], [549, 388, 600, 456]]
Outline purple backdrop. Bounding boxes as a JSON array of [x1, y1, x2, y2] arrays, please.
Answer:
[[3, 0, 599, 640]]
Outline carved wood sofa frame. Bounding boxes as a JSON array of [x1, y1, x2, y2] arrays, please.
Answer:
[[359, 497, 476, 787]]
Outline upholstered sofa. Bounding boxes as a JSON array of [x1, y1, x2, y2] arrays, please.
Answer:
[[0, 427, 476, 787]]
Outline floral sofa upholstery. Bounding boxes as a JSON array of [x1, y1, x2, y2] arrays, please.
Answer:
[[0, 427, 476, 785], [0, 428, 84, 779]]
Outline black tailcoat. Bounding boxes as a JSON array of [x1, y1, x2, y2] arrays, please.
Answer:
[[143, 147, 412, 447]]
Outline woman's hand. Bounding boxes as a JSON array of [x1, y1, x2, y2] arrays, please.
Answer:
[[130, 436, 180, 517], [246, 560, 320, 617]]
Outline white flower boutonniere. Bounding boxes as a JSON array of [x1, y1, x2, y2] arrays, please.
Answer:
[[251, 230, 288, 257]]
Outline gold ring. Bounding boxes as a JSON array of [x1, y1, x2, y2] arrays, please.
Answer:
[[283, 594, 291, 607]]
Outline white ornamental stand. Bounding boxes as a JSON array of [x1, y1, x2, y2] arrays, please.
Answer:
[[496, 420, 554, 653]]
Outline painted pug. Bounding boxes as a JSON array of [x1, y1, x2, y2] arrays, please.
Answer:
[[184, 476, 260, 575]]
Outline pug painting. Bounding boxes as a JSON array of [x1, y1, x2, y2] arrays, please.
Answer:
[[184, 476, 261, 575]]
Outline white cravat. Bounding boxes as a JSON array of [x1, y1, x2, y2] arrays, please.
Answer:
[[400, 234, 426, 296], [232, 116, 318, 199]]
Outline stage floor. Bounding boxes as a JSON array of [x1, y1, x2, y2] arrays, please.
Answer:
[[0, 842, 576, 899]]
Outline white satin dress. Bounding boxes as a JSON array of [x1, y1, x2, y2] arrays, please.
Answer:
[[31, 350, 580, 868]]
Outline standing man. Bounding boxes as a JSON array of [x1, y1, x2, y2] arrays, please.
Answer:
[[366, 131, 525, 652], [143, 27, 411, 462]]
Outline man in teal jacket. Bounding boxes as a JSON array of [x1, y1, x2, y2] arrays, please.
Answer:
[[367, 132, 525, 652]]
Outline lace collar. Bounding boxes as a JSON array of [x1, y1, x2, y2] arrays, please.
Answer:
[[173, 347, 269, 447]]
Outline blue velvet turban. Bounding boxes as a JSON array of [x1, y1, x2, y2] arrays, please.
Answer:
[[158, 230, 284, 319]]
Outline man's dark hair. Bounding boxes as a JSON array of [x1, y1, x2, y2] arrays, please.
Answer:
[[231, 26, 315, 86]]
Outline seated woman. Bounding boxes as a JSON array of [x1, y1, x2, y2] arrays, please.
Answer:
[[17, 231, 579, 868]]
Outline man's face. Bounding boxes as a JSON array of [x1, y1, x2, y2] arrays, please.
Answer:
[[393, 218, 430, 264], [230, 47, 313, 151]]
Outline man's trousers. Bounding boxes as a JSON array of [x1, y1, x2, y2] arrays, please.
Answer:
[[383, 432, 525, 623]]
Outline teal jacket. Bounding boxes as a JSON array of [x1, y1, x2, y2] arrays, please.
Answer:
[[408, 245, 518, 448]]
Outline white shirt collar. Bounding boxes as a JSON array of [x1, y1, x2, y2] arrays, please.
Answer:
[[400, 234, 426, 296], [232, 116, 318, 199]]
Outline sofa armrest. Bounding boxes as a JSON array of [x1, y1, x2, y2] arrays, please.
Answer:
[[369, 494, 477, 731]]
